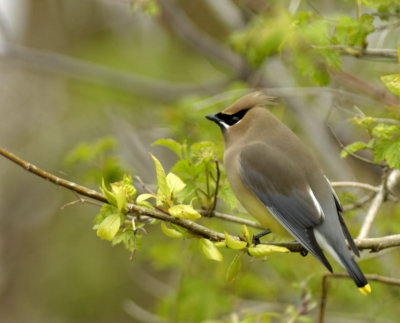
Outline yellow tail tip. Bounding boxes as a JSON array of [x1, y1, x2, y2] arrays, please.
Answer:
[[359, 284, 372, 295]]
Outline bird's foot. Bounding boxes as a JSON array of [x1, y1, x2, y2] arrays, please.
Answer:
[[252, 229, 272, 245], [300, 249, 308, 257]]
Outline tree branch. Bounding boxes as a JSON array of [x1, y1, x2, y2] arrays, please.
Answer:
[[331, 181, 379, 192], [318, 273, 400, 323], [358, 184, 386, 239], [312, 45, 398, 61], [204, 211, 264, 230], [1, 147, 400, 252], [157, 0, 250, 77], [0, 41, 230, 100]]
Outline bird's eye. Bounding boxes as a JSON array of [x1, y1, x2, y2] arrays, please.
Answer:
[[214, 109, 249, 128]]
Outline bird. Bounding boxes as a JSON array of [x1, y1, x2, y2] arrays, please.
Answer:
[[205, 91, 371, 294]]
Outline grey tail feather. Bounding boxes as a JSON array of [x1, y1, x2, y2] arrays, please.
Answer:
[[339, 253, 368, 288], [306, 229, 333, 273], [338, 213, 360, 257]]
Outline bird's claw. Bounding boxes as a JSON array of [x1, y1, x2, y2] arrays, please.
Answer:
[[252, 229, 272, 245]]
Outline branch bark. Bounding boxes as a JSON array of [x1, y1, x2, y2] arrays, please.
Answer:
[[331, 181, 379, 192], [312, 45, 398, 61], [1, 147, 400, 252]]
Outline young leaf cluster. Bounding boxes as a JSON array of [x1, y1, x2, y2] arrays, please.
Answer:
[[199, 225, 289, 284], [341, 116, 400, 169], [153, 139, 237, 211], [94, 175, 140, 252], [230, 8, 377, 85]]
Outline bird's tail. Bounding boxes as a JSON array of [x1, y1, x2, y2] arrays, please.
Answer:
[[338, 252, 371, 295], [314, 230, 371, 294]]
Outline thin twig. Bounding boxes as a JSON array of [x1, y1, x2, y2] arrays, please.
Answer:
[[318, 274, 329, 323], [312, 45, 398, 60], [357, 184, 386, 239], [332, 70, 400, 107], [202, 211, 264, 230], [327, 125, 385, 167], [331, 181, 379, 192], [373, 118, 400, 125], [208, 160, 221, 215], [123, 299, 167, 323], [318, 273, 400, 323], [343, 193, 374, 212], [60, 196, 103, 210], [134, 176, 155, 195], [1, 147, 400, 251]]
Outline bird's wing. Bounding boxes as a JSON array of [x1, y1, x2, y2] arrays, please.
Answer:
[[325, 177, 359, 257], [239, 143, 333, 271]]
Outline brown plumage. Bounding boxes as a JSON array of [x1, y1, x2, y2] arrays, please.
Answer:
[[206, 92, 371, 294]]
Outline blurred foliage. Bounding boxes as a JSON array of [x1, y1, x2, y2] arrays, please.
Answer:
[[229, 1, 398, 86], [65, 136, 129, 184]]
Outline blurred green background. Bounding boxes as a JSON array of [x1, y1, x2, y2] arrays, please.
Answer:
[[0, 0, 400, 322]]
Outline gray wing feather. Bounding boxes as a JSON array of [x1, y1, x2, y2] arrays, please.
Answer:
[[239, 144, 333, 271]]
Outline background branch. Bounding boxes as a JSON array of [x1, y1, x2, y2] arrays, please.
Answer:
[[312, 45, 398, 61], [0, 41, 229, 100], [331, 181, 379, 192], [358, 183, 386, 239]]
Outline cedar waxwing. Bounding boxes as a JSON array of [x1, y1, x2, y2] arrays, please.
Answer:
[[206, 92, 371, 294]]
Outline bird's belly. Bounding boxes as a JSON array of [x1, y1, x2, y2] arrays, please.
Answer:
[[227, 169, 289, 237]]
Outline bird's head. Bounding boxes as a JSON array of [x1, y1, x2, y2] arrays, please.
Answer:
[[205, 91, 274, 133]]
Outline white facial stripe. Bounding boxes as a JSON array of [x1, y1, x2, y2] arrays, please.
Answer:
[[220, 121, 229, 129], [307, 186, 324, 218]]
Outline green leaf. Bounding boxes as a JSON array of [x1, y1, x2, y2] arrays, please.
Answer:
[[381, 74, 400, 96], [226, 254, 242, 283], [97, 213, 121, 241], [166, 172, 186, 196], [352, 116, 376, 128], [372, 123, 400, 139], [122, 174, 136, 200], [111, 184, 127, 212], [374, 140, 400, 169], [218, 183, 238, 210], [191, 141, 218, 162], [136, 193, 156, 209], [334, 14, 375, 47], [101, 178, 117, 206], [241, 225, 252, 245], [93, 204, 116, 227], [200, 238, 224, 262], [161, 222, 185, 238], [224, 231, 247, 250], [150, 154, 170, 201], [248, 244, 290, 258], [340, 141, 371, 158], [171, 159, 194, 177], [214, 241, 227, 248], [152, 138, 182, 158], [168, 204, 201, 221]]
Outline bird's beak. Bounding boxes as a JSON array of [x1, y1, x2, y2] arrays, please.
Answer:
[[205, 113, 219, 123]]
